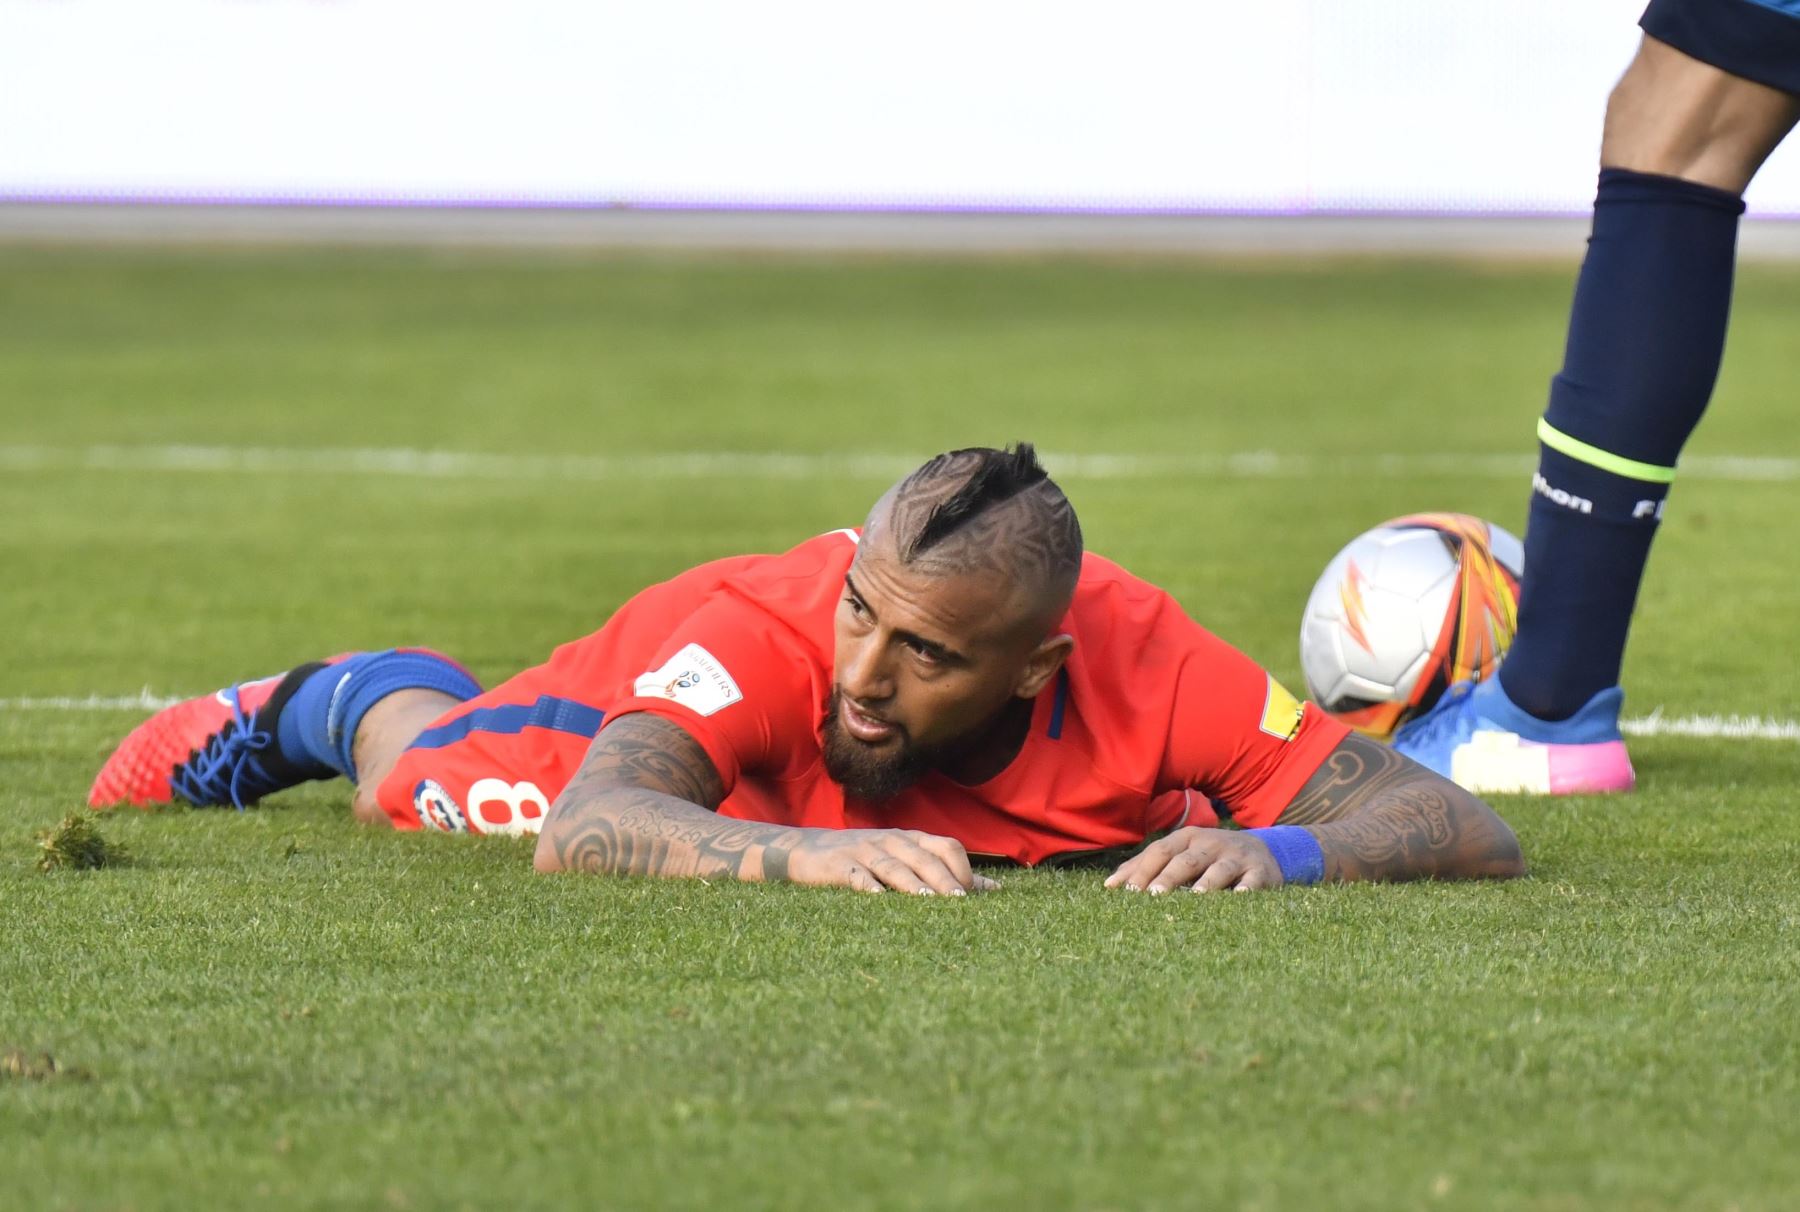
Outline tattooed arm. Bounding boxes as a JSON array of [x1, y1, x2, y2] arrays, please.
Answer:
[[532, 712, 792, 881], [1273, 733, 1525, 883], [1105, 735, 1524, 892], [533, 713, 991, 893]]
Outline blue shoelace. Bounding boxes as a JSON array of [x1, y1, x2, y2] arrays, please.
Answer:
[[167, 691, 283, 810]]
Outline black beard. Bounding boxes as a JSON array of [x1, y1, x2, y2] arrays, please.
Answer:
[[820, 692, 934, 802]]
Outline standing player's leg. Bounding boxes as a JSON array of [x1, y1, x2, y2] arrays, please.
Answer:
[[1396, 11, 1800, 794], [1500, 35, 1798, 723]]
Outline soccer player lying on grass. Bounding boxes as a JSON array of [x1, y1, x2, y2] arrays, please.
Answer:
[[91, 444, 1524, 893]]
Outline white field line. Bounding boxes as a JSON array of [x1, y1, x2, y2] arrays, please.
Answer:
[[2, 444, 1799, 482], [2, 692, 1793, 742], [0, 690, 181, 711], [1619, 713, 1800, 742]]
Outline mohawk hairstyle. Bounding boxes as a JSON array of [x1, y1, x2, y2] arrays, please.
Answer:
[[880, 443, 1084, 621], [902, 443, 1051, 559]]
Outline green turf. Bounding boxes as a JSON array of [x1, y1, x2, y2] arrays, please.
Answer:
[[2, 246, 1798, 1210]]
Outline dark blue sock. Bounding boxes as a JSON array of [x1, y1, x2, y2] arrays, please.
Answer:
[[274, 650, 481, 781], [1499, 169, 1743, 721]]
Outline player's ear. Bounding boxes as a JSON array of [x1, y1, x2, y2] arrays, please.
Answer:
[[1014, 632, 1074, 699]]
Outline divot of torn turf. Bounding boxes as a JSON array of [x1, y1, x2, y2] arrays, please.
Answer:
[[34, 813, 128, 872], [1, 1048, 94, 1083]]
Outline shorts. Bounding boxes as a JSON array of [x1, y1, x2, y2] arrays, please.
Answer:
[[1642, 0, 1800, 96], [370, 552, 769, 835], [374, 668, 606, 835]]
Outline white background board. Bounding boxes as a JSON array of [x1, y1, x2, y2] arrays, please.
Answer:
[[4, 0, 1799, 215]]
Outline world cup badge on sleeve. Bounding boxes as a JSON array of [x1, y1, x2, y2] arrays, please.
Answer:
[[632, 643, 744, 717]]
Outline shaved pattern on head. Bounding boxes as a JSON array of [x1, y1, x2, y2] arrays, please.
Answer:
[[872, 444, 1083, 625]]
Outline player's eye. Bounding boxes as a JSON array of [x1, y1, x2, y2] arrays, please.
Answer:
[[906, 638, 942, 665], [844, 594, 870, 621]]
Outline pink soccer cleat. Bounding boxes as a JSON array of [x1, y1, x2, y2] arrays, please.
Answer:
[[89, 662, 335, 809]]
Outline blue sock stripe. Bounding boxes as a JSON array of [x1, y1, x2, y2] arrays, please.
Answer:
[[1247, 826, 1325, 886], [407, 694, 605, 752], [278, 662, 351, 777], [320, 651, 484, 780]]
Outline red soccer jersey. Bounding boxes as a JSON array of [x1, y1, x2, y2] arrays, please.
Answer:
[[548, 529, 1348, 865], [378, 530, 1346, 859]]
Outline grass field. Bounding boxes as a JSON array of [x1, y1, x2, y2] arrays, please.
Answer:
[[3, 244, 1798, 1211]]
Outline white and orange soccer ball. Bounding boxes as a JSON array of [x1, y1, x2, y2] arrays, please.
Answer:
[[1299, 513, 1524, 742]]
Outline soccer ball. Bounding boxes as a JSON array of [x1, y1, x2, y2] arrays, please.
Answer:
[[1299, 513, 1524, 741]]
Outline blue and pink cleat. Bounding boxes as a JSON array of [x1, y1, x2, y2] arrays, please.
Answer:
[[1392, 675, 1636, 795]]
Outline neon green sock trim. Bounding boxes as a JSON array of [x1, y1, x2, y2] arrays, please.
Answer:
[[1537, 419, 1677, 484]]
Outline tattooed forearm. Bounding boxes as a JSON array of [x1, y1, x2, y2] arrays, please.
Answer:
[[1275, 735, 1412, 824], [1275, 734, 1525, 883], [545, 790, 793, 879], [1313, 783, 1465, 882], [533, 713, 798, 881], [759, 839, 794, 882]]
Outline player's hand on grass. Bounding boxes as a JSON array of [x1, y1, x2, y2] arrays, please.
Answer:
[[786, 828, 1000, 895], [1103, 827, 1283, 894]]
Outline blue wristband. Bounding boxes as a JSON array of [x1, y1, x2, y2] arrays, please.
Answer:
[[1247, 826, 1325, 885]]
